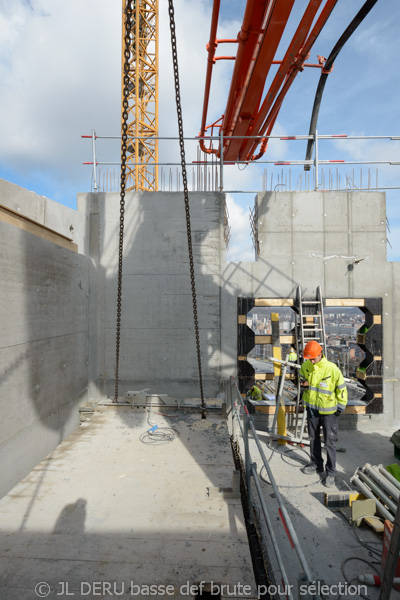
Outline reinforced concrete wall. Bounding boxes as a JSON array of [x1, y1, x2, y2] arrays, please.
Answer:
[[78, 191, 224, 400], [220, 191, 400, 429], [80, 189, 399, 427], [0, 180, 91, 497]]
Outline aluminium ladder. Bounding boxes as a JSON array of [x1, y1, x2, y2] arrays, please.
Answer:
[[294, 285, 327, 438], [297, 285, 327, 356]]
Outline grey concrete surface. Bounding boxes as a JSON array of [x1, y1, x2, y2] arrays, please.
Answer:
[[77, 192, 225, 400], [0, 407, 256, 600], [0, 183, 91, 497]]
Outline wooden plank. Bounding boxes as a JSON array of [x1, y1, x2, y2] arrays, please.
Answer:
[[280, 335, 296, 344], [373, 315, 382, 325], [325, 298, 365, 307], [344, 405, 367, 414], [238, 315, 247, 324], [255, 373, 294, 381], [374, 356, 382, 361], [255, 334, 295, 345], [0, 204, 77, 252], [255, 298, 294, 307], [255, 335, 272, 344], [238, 355, 247, 361]]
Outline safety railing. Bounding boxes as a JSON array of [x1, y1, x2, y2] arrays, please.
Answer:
[[82, 130, 400, 194], [224, 373, 323, 600]]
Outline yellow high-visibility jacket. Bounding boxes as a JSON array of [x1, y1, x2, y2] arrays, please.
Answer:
[[288, 351, 297, 362], [249, 385, 263, 401], [300, 355, 347, 415]]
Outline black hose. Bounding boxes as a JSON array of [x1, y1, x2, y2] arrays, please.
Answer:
[[304, 0, 380, 170]]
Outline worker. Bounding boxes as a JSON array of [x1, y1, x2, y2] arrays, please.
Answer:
[[247, 385, 263, 402], [288, 347, 297, 363], [299, 340, 347, 488]]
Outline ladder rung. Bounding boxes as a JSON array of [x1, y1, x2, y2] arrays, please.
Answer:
[[301, 301, 321, 304], [302, 315, 322, 319], [302, 328, 323, 331]]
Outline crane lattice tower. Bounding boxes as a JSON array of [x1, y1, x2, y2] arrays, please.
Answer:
[[122, 0, 158, 191]]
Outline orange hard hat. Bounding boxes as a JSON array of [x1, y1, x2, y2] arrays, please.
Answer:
[[303, 340, 323, 359]]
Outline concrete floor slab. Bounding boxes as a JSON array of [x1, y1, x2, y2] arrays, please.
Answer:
[[0, 408, 257, 600]]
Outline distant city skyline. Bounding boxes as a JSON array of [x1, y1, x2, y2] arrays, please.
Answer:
[[248, 306, 365, 379]]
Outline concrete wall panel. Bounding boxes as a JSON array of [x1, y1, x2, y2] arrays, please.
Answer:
[[292, 192, 324, 231], [350, 192, 386, 231], [324, 232, 351, 256], [292, 231, 325, 262], [0, 179, 45, 222], [352, 232, 387, 262], [259, 232, 292, 258], [258, 192, 292, 232], [322, 193, 349, 232], [0, 185, 90, 498], [83, 191, 223, 400]]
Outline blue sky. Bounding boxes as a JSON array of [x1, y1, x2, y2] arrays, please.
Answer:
[[0, 0, 399, 260]]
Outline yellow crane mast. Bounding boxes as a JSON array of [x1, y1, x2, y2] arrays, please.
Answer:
[[122, 0, 158, 191]]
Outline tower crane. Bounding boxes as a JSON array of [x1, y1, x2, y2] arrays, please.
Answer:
[[122, 0, 159, 191]]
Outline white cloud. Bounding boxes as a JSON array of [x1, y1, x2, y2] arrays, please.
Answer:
[[0, 0, 121, 181], [225, 193, 254, 262]]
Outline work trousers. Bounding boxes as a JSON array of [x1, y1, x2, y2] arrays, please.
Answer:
[[307, 410, 338, 476]]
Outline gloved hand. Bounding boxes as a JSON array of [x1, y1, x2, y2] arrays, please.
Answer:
[[334, 410, 342, 416]]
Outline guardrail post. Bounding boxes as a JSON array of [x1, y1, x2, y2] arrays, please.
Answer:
[[92, 129, 98, 192], [219, 129, 224, 191], [314, 129, 319, 191], [225, 379, 233, 436], [244, 414, 253, 524]]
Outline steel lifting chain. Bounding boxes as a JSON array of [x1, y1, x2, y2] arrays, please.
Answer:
[[114, 1, 133, 402], [167, 0, 206, 419]]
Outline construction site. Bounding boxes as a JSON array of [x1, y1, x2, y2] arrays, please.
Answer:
[[1, 1, 400, 599]]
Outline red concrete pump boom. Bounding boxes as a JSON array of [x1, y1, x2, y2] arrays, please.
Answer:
[[199, 0, 338, 163]]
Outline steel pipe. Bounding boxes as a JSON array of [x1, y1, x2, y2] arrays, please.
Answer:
[[363, 464, 400, 502], [350, 474, 393, 522]]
